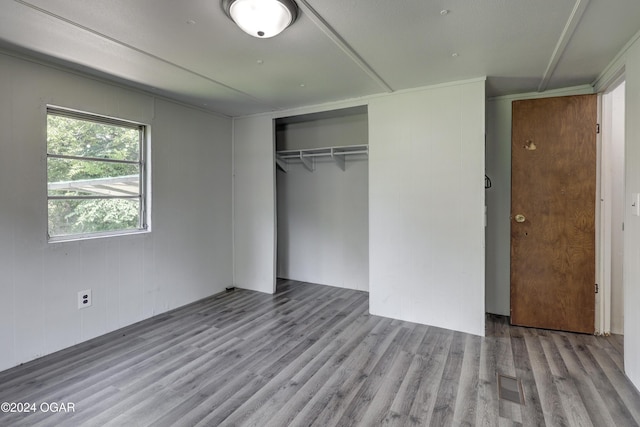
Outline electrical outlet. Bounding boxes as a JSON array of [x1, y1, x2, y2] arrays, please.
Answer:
[[77, 289, 92, 309]]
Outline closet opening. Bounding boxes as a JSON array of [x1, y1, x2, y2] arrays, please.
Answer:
[[274, 106, 369, 292]]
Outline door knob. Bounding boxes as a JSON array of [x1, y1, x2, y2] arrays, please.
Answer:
[[514, 214, 526, 223]]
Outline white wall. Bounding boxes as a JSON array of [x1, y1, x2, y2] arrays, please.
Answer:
[[485, 85, 594, 316], [232, 115, 276, 293], [624, 37, 640, 391], [0, 53, 233, 372], [276, 156, 369, 291], [368, 79, 486, 337]]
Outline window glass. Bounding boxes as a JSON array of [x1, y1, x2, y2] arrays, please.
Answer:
[[47, 108, 147, 240]]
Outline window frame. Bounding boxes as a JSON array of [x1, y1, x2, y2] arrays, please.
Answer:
[[46, 106, 150, 242]]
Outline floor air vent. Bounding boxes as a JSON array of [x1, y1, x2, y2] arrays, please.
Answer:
[[497, 373, 524, 405]]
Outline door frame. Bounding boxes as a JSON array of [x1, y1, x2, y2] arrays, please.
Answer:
[[595, 91, 606, 335], [596, 74, 626, 335]]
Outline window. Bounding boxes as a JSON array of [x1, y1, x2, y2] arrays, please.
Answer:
[[46, 107, 148, 240]]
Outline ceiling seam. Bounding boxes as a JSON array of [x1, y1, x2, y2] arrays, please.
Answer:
[[537, 0, 590, 92], [12, 0, 278, 110], [296, 0, 393, 93]]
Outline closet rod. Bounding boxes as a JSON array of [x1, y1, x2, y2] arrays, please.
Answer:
[[278, 150, 368, 159]]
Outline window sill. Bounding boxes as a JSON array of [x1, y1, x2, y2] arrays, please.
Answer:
[[48, 228, 151, 244]]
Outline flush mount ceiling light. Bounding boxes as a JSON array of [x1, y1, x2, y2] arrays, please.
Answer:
[[222, 0, 298, 38]]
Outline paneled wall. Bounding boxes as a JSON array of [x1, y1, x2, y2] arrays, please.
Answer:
[[623, 36, 640, 392], [368, 80, 486, 336], [0, 53, 233, 372], [232, 115, 276, 293]]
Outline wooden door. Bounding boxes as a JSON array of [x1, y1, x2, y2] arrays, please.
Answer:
[[511, 94, 597, 333]]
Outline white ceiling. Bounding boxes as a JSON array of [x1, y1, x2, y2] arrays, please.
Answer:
[[1, 0, 639, 117]]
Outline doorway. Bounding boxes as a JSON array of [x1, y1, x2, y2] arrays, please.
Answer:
[[599, 79, 625, 335]]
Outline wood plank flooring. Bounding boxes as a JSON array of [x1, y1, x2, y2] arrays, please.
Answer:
[[1, 279, 639, 426]]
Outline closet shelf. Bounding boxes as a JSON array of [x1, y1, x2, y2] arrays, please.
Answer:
[[276, 144, 368, 172]]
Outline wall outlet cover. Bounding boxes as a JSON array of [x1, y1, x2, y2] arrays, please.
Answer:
[[77, 289, 92, 309]]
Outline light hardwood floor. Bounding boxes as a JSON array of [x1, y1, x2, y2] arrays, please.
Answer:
[[1, 279, 639, 426]]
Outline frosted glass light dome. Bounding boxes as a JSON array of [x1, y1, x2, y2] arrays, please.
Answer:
[[224, 0, 298, 38]]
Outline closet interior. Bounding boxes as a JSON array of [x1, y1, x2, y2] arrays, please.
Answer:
[[275, 106, 369, 291]]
